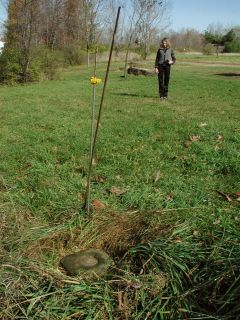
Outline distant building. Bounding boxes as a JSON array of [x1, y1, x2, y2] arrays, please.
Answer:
[[0, 40, 4, 52], [214, 45, 224, 53]]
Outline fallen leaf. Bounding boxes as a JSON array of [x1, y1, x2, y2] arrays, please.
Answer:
[[193, 230, 200, 237], [117, 291, 123, 310], [198, 123, 208, 127], [109, 186, 126, 196], [93, 176, 106, 184], [75, 166, 86, 176], [91, 199, 107, 210], [184, 140, 192, 148], [190, 135, 201, 142], [232, 192, 240, 197], [231, 192, 240, 202], [216, 135, 224, 141], [117, 291, 128, 313], [173, 236, 183, 243], [214, 190, 232, 202], [184, 135, 200, 147], [79, 193, 86, 200], [153, 170, 162, 183], [131, 282, 142, 290], [166, 192, 174, 201], [82, 179, 87, 187]]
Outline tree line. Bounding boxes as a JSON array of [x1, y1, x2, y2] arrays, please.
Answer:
[[0, 0, 171, 83], [0, 1, 239, 84], [1, 0, 109, 82], [168, 24, 240, 54]]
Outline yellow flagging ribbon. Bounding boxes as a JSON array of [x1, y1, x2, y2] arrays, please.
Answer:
[[90, 76, 102, 85]]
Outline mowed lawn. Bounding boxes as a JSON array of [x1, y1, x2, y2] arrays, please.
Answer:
[[1, 57, 239, 216], [1, 55, 240, 319]]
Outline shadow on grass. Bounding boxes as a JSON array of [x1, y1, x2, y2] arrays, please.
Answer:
[[112, 92, 156, 98], [215, 72, 240, 77]]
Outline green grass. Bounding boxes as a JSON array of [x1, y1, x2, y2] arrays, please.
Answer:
[[1, 55, 240, 319]]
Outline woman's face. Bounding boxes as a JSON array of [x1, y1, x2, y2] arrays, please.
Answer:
[[162, 40, 167, 47]]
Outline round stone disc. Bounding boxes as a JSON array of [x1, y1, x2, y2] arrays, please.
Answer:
[[60, 249, 112, 277]]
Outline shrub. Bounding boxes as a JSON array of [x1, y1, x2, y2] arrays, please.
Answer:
[[32, 47, 65, 80], [63, 44, 86, 65], [0, 46, 65, 84], [224, 40, 240, 53], [94, 44, 108, 53], [202, 43, 215, 55], [0, 48, 22, 84]]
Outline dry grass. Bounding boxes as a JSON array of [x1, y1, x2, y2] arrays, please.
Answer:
[[1, 204, 175, 276], [19, 210, 174, 266]]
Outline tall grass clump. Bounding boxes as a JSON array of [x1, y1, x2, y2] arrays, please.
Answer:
[[1, 208, 240, 319], [127, 212, 240, 319]]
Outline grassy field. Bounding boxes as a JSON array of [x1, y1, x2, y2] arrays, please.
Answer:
[[1, 53, 240, 319], [176, 52, 240, 64]]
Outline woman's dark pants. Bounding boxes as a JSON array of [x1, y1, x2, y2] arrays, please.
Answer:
[[158, 65, 171, 98]]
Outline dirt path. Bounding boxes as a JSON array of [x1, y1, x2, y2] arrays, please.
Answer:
[[178, 60, 240, 67]]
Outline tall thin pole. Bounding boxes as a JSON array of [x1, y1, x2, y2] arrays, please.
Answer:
[[85, 49, 98, 214], [90, 49, 98, 160], [84, 7, 121, 213]]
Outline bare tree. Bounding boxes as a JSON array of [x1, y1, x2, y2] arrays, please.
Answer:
[[101, 0, 124, 54], [82, 0, 105, 66], [205, 23, 227, 37], [133, 0, 170, 59], [2, 0, 171, 83], [64, 0, 105, 66], [168, 28, 203, 52], [122, 2, 142, 77], [38, 0, 65, 49], [6, 0, 40, 81]]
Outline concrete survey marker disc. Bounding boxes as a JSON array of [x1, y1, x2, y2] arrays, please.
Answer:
[[60, 249, 112, 277]]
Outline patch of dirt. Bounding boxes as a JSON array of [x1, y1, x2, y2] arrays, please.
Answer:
[[179, 59, 240, 67]]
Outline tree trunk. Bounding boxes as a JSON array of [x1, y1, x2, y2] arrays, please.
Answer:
[[123, 33, 133, 78]]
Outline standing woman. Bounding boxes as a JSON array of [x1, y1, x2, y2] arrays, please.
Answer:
[[155, 38, 176, 100]]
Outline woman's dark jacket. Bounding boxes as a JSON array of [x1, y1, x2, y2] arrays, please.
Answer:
[[155, 47, 176, 67]]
